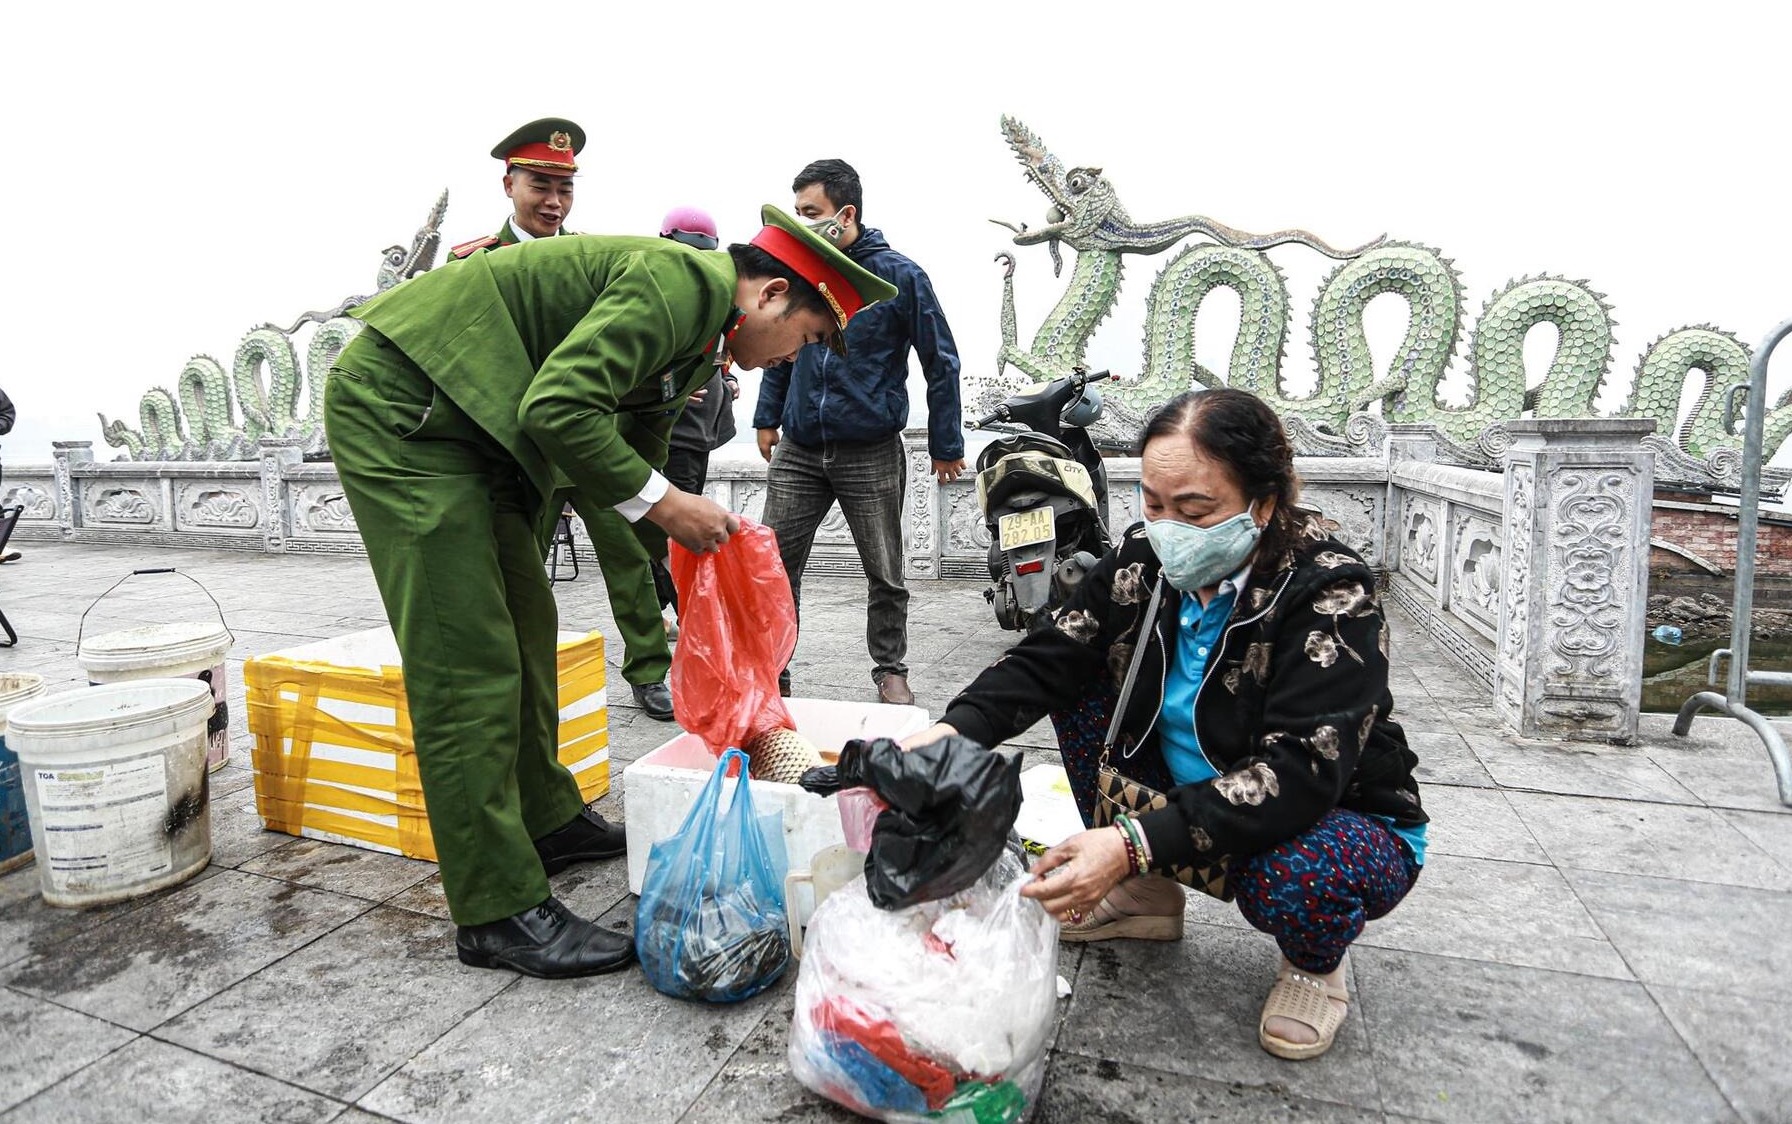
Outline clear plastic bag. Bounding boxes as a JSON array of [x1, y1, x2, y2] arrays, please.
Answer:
[[668, 519, 798, 755], [635, 748, 791, 1002], [787, 850, 1058, 1122]]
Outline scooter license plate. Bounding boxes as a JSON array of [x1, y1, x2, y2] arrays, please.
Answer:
[[999, 507, 1055, 550]]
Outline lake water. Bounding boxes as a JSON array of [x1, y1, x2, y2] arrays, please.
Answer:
[[1642, 635, 1792, 715]]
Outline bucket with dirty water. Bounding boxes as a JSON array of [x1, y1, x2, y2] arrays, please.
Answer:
[[6, 679, 215, 907], [0, 673, 49, 875], [77, 569, 236, 773]]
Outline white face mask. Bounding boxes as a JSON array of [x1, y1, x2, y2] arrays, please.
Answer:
[[1143, 503, 1260, 592]]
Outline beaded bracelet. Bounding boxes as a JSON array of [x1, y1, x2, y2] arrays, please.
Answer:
[[1113, 816, 1150, 877]]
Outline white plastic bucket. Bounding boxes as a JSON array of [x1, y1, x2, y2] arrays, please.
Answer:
[[6, 679, 215, 907], [81, 623, 234, 773], [0, 673, 48, 875], [77, 569, 236, 773]]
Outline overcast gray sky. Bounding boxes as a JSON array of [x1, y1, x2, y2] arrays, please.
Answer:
[[5, 0, 1787, 466]]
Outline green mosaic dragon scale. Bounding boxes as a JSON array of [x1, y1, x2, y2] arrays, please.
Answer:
[[99, 192, 447, 461], [993, 116, 1789, 469]]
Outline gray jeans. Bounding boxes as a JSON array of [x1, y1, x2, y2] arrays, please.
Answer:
[[762, 433, 908, 681]]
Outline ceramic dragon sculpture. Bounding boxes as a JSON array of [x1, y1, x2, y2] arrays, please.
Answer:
[[100, 191, 448, 461], [991, 116, 1787, 483]]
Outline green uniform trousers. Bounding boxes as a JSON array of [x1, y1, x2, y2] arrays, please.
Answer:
[[567, 497, 671, 687], [325, 337, 585, 926]]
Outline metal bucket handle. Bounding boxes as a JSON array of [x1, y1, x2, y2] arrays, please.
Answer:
[[77, 568, 237, 654]]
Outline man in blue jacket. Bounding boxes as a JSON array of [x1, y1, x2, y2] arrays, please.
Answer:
[[754, 159, 965, 706]]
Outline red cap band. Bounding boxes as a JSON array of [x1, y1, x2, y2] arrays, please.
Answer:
[[749, 225, 862, 328], [505, 141, 577, 174]]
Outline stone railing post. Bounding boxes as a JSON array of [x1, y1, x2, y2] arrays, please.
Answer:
[[1495, 419, 1656, 742], [901, 426, 940, 582], [258, 437, 304, 553], [51, 441, 93, 539]]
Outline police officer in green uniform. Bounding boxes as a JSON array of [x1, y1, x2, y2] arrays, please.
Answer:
[[446, 117, 681, 721], [327, 206, 894, 977]]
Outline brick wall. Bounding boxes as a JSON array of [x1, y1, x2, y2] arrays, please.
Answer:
[[1650, 499, 1792, 577]]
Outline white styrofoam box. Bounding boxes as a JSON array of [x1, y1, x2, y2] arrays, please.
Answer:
[[624, 697, 929, 897]]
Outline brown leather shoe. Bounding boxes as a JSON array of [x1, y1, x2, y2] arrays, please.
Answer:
[[876, 674, 914, 706]]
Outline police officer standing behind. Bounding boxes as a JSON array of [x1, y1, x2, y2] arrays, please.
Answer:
[[448, 118, 680, 721]]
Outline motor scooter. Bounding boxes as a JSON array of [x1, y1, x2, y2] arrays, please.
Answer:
[[969, 367, 1116, 631]]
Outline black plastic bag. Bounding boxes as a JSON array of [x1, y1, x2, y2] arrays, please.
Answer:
[[818, 736, 1023, 910]]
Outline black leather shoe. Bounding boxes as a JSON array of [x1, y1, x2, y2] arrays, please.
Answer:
[[534, 807, 627, 875], [631, 681, 674, 721], [455, 897, 635, 978]]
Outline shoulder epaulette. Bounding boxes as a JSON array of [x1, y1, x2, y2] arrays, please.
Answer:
[[449, 235, 501, 259]]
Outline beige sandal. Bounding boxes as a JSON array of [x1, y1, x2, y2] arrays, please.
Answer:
[[1258, 959, 1350, 1060], [1057, 875, 1185, 943]]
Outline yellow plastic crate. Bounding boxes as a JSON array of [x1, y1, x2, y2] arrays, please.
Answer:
[[245, 627, 609, 861]]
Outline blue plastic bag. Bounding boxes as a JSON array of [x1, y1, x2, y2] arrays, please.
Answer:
[[636, 748, 791, 1002]]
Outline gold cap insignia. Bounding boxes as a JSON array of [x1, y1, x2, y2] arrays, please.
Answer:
[[549, 130, 572, 152]]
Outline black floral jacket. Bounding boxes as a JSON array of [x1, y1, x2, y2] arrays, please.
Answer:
[[940, 514, 1427, 875]]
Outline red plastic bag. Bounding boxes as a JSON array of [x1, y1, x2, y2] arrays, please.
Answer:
[[669, 518, 798, 754]]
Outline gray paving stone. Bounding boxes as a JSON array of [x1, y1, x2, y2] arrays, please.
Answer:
[[1356, 947, 1734, 1123], [1650, 984, 1780, 1124], [1508, 791, 1792, 890], [1717, 807, 1792, 874], [157, 906, 514, 1101], [1419, 785, 1546, 864], [356, 969, 776, 1123], [1033, 1051, 1385, 1123], [1393, 706, 1474, 736], [238, 837, 436, 902], [3, 870, 369, 1031], [677, 991, 860, 1123], [1565, 868, 1792, 1000], [3, 1036, 346, 1123], [1357, 854, 1633, 980], [209, 764, 257, 798], [550, 855, 634, 925], [1465, 736, 1701, 805], [1405, 730, 1495, 789], [1055, 922, 1381, 1109], [0, 986, 138, 1112], [383, 872, 451, 921], [208, 788, 294, 868], [0, 864, 136, 972], [1648, 745, 1792, 815]]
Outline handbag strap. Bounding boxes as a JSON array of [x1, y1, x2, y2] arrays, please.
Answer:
[[1103, 576, 1166, 759]]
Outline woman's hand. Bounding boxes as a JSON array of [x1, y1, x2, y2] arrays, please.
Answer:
[[898, 722, 958, 750], [1019, 827, 1131, 923]]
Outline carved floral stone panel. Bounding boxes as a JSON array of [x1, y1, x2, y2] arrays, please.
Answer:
[[731, 482, 767, 523], [2, 482, 56, 520], [944, 489, 991, 553], [178, 484, 260, 529], [1306, 485, 1382, 566], [1544, 470, 1632, 683], [1401, 495, 1442, 587], [1496, 464, 1534, 719], [85, 484, 158, 525], [1450, 511, 1502, 635], [293, 485, 358, 534], [905, 445, 937, 562]]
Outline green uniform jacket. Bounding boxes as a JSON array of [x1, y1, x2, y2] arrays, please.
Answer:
[[348, 235, 736, 516]]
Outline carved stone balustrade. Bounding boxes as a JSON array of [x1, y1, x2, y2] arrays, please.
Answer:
[[0, 421, 1657, 746]]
